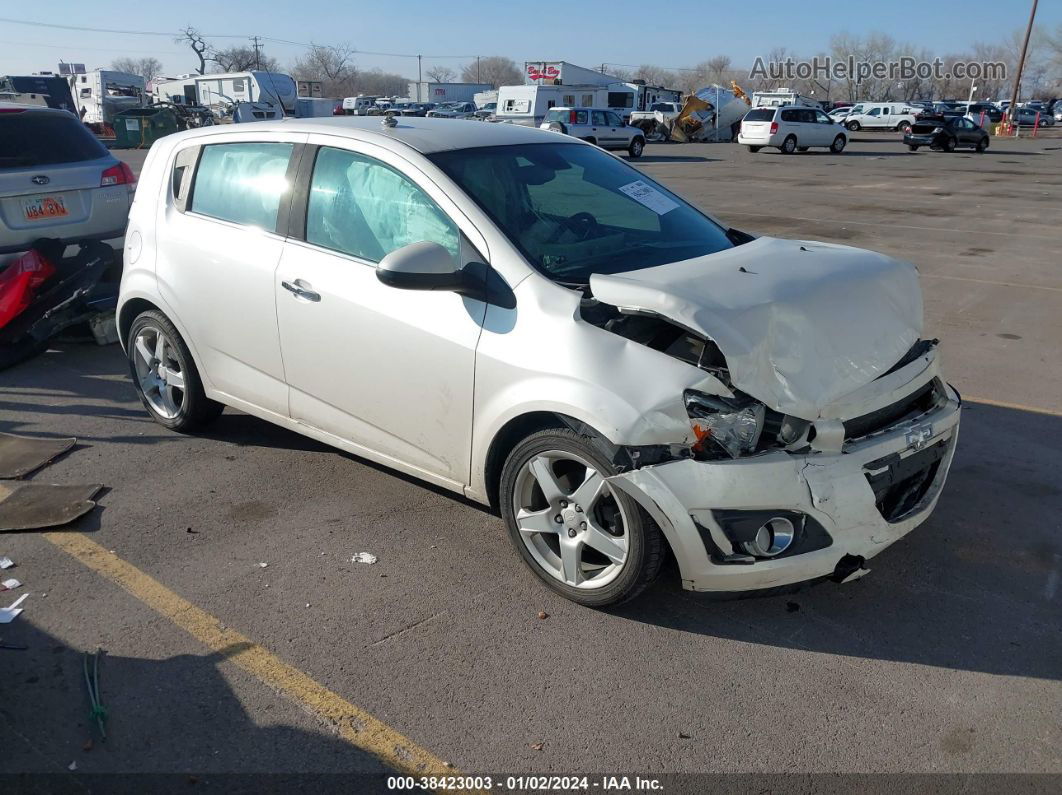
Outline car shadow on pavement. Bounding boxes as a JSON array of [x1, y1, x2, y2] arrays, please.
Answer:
[[0, 620, 392, 785], [611, 402, 1062, 682], [634, 155, 719, 164]]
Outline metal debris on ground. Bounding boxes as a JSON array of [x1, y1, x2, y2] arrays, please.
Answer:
[[1, 578, 20, 591], [0, 593, 27, 623], [351, 552, 377, 565], [0, 433, 76, 479], [0, 483, 103, 532], [0, 557, 13, 569], [84, 647, 107, 740]]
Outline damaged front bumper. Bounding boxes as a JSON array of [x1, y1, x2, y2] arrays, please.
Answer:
[[608, 383, 961, 593]]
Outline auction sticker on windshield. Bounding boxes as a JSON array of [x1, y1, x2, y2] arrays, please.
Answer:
[[618, 180, 679, 215], [22, 195, 70, 221]]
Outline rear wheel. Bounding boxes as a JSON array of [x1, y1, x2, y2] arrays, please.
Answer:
[[976, 136, 989, 152], [896, 121, 912, 132], [907, 144, 920, 151], [797, 146, 809, 152], [127, 310, 223, 432], [500, 428, 664, 607], [628, 137, 644, 158], [780, 135, 797, 154], [830, 135, 847, 153], [943, 136, 957, 152]]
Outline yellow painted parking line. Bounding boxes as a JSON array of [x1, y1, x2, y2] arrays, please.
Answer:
[[965, 396, 1062, 418], [43, 531, 458, 779]]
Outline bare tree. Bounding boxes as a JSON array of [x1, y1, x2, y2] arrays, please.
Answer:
[[461, 56, 521, 88], [292, 44, 357, 96], [176, 27, 211, 75], [211, 45, 278, 73], [425, 65, 456, 83], [111, 57, 163, 84], [355, 68, 410, 97]]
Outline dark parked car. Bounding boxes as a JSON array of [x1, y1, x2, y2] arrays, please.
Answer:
[[964, 103, 1002, 124], [904, 114, 989, 152]]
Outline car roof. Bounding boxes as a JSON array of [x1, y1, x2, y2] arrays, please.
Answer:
[[0, 102, 76, 117], [171, 115, 561, 154]]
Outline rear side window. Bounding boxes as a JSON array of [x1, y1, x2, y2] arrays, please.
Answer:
[[0, 113, 108, 168], [744, 109, 774, 122], [780, 109, 798, 122], [305, 146, 459, 264], [190, 142, 293, 230]]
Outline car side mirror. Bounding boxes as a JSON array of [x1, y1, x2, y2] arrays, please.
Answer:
[[375, 241, 516, 310]]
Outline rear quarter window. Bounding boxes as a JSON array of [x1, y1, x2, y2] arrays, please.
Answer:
[[0, 112, 108, 169], [744, 109, 775, 122], [189, 142, 293, 230]]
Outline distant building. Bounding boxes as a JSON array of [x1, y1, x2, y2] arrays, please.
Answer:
[[408, 81, 492, 103]]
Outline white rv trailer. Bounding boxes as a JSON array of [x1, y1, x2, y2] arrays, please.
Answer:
[[495, 83, 638, 126], [69, 69, 145, 125], [153, 71, 297, 116]]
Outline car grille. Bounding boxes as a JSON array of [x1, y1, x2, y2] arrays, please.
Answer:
[[843, 378, 944, 442], [865, 440, 949, 522]]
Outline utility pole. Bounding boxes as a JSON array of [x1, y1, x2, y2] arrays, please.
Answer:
[[417, 54, 422, 101], [251, 35, 262, 71], [1006, 0, 1038, 131], [477, 55, 481, 83]]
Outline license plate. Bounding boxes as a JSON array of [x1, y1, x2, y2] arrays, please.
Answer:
[[22, 194, 70, 221]]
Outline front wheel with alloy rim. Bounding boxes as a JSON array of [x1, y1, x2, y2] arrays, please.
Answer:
[[127, 310, 223, 432], [780, 135, 797, 154], [500, 429, 664, 606], [628, 137, 644, 158], [976, 137, 989, 152], [943, 136, 957, 152], [846, 120, 860, 131], [830, 135, 847, 153]]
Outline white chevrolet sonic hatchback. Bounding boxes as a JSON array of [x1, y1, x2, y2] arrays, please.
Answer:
[[119, 116, 960, 606]]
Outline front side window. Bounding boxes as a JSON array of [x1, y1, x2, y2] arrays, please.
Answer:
[[190, 142, 293, 230], [305, 146, 459, 264], [592, 111, 608, 125], [606, 112, 623, 126], [868, 108, 881, 116], [430, 143, 734, 284]]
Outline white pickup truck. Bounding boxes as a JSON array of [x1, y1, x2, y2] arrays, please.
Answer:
[[629, 102, 683, 141]]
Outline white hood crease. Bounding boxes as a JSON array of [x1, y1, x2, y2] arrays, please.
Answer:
[[590, 237, 923, 420]]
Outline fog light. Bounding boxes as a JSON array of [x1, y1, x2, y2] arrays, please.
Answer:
[[742, 517, 795, 557]]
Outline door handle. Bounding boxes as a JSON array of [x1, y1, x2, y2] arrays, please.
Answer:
[[281, 279, 321, 302]]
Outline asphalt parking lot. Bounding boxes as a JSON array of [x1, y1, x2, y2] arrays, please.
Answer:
[[1, 131, 1060, 788]]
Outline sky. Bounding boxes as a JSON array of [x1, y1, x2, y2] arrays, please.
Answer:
[[1, 0, 1057, 80]]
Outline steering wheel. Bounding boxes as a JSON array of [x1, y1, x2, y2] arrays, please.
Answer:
[[556, 211, 600, 242]]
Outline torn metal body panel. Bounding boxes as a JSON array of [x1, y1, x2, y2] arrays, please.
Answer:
[[610, 380, 960, 592], [590, 237, 923, 420]]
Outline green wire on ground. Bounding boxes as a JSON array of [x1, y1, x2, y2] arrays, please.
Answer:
[[83, 648, 107, 739]]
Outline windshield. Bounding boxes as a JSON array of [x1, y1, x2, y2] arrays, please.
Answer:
[[430, 142, 734, 283]]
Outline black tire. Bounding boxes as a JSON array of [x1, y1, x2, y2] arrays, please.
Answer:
[[846, 120, 860, 131], [780, 135, 797, 154], [907, 144, 920, 151], [943, 136, 957, 153], [747, 145, 762, 153], [797, 146, 809, 152], [127, 310, 223, 432], [499, 428, 665, 607], [830, 135, 847, 153], [976, 136, 989, 152], [896, 121, 912, 133], [628, 137, 644, 158]]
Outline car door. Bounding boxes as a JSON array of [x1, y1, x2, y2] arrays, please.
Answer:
[[606, 111, 627, 147], [813, 109, 835, 145], [273, 140, 488, 486], [591, 111, 612, 145], [864, 107, 883, 128], [155, 134, 304, 416]]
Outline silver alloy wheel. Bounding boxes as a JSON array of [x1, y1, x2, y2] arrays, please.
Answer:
[[132, 325, 186, 419], [512, 450, 630, 589]]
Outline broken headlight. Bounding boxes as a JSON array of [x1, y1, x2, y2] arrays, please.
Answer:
[[684, 390, 765, 459]]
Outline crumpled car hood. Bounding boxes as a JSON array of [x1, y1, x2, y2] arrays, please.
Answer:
[[589, 236, 923, 419]]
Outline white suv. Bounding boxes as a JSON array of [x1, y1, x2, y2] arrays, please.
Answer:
[[118, 116, 959, 606], [540, 108, 645, 158], [738, 105, 848, 154]]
